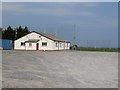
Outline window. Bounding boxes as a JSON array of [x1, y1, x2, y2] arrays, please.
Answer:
[[60, 43, 62, 47], [21, 42, 25, 46], [29, 43, 32, 47], [67, 43, 69, 47], [42, 42, 47, 46], [56, 42, 58, 47]]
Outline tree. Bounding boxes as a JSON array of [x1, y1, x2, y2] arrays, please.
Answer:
[[2, 26, 15, 41], [16, 26, 30, 39], [2, 26, 30, 41], [0, 27, 2, 39], [22, 26, 30, 36], [16, 26, 23, 39]]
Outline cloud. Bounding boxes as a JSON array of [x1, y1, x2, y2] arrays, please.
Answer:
[[0, 2, 2, 11], [3, 3, 24, 12], [1, 0, 119, 2], [64, 17, 117, 30], [3, 2, 96, 17], [79, 3, 99, 7], [29, 8, 94, 16]]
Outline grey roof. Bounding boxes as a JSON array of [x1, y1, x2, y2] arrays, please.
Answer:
[[32, 31, 67, 42]]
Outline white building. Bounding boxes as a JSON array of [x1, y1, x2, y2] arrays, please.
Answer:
[[14, 31, 70, 51]]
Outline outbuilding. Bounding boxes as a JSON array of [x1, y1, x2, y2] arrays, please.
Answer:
[[0, 39, 12, 50], [14, 31, 70, 51]]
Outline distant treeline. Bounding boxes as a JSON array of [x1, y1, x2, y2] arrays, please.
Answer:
[[2, 26, 30, 42]]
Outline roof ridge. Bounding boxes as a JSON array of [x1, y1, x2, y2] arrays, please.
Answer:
[[31, 31, 67, 42]]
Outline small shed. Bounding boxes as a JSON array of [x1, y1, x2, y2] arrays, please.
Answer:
[[0, 39, 12, 50]]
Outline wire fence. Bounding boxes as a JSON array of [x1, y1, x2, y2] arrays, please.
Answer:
[[86, 40, 111, 48], [29, 25, 114, 48]]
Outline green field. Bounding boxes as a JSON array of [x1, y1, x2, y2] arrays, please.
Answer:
[[75, 47, 120, 52]]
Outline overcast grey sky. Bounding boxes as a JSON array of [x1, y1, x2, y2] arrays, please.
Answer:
[[2, 2, 118, 48]]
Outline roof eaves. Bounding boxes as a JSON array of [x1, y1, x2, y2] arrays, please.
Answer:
[[31, 31, 66, 42]]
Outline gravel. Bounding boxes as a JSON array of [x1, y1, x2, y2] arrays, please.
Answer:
[[2, 50, 118, 88]]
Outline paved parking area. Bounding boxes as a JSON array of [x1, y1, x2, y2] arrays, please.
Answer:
[[0, 50, 2, 89], [2, 50, 118, 88]]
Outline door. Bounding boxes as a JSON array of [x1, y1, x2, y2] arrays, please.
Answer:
[[36, 43, 39, 50]]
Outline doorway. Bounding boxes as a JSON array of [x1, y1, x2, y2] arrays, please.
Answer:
[[36, 43, 39, 50]]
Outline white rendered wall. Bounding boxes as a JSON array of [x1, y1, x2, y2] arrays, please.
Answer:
[[38, 36, 55, 50], [14, 32, 57, 50], [25, 43, 36, 50], [54, 42, 67, 50], [14, 32, 70, 50], [14, 32, 40, 50]]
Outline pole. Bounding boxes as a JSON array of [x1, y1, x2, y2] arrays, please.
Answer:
[[95, 40, 96, 48], [15, 28, 17, 40], [73, 24, 76, 46], [55, 29, 58, 36], [44, 28, 46, 33]]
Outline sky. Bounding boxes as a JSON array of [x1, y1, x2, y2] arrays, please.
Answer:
[[2, 2, 118, 48], [0, 2, 2, 27]]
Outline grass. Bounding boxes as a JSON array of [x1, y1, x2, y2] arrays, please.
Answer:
[[75, 47, 120, 52]]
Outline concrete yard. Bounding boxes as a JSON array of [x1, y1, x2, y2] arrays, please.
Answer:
[[2, 50, 118, 88]]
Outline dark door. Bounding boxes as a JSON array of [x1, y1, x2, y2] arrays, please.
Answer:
[[36, 43, 39, 50]]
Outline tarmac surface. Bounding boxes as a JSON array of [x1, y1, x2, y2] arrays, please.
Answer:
[[2, 50, 118, 88], [0, 50, 2, 89]]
